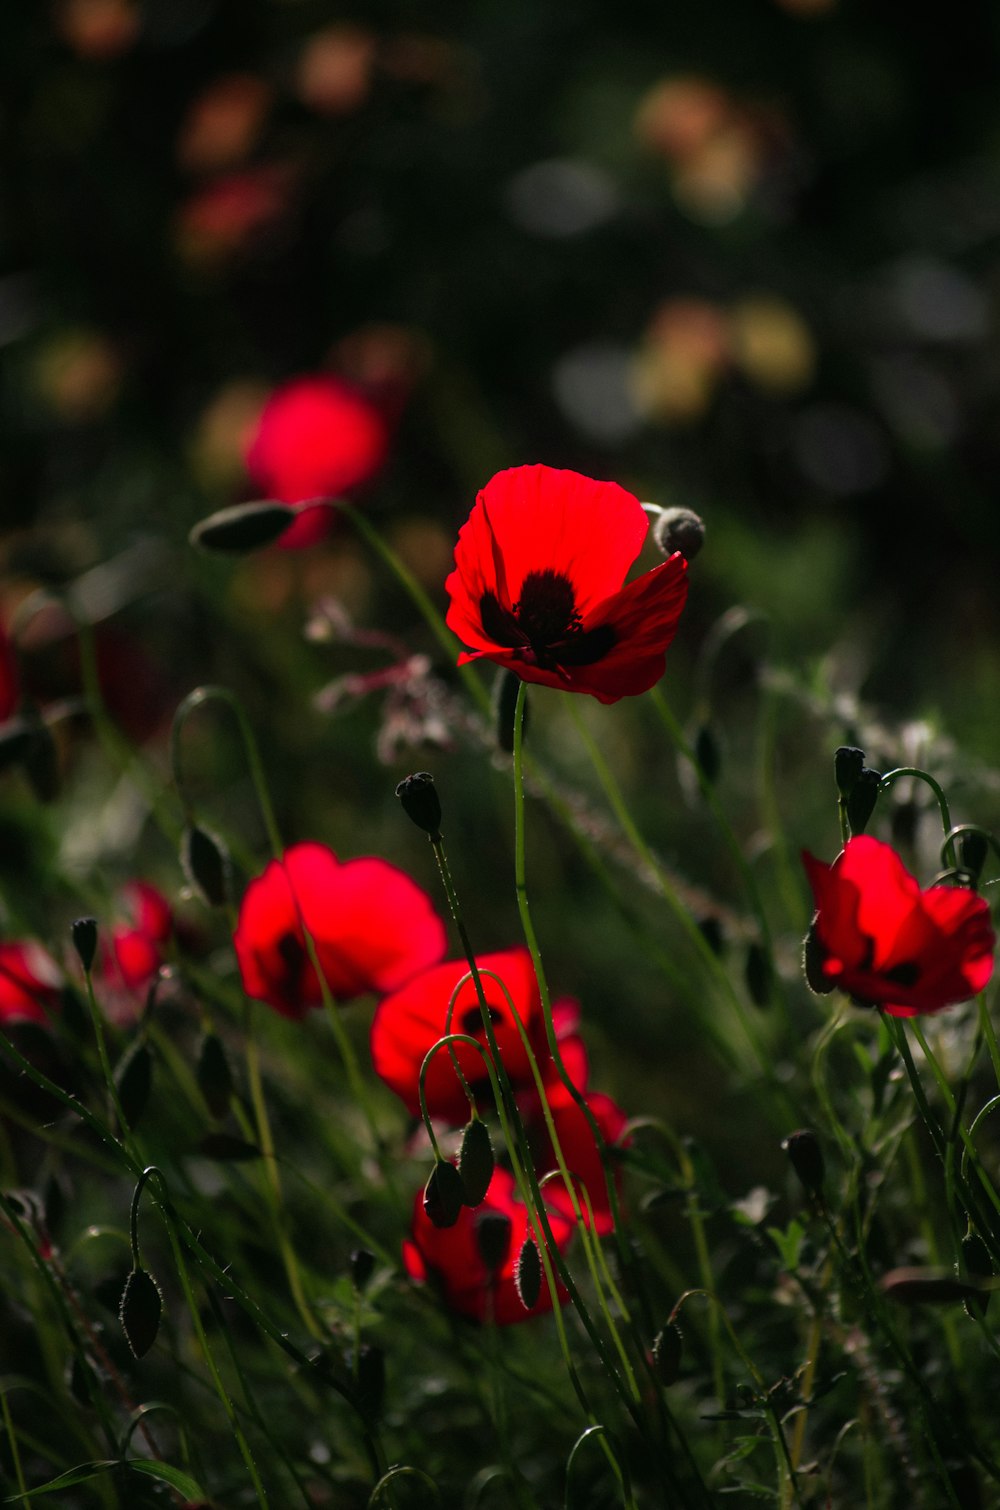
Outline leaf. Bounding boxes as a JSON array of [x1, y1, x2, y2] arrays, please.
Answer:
[[766, 1219, 805, 1272], [196, 1034, 233, 1119], [114, 1043, 153, 1130], [3, 1460, 118, 1500], [128, 1459, 207, 1499]]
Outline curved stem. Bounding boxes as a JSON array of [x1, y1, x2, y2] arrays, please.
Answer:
[[879, 768, 952, 839], [171, 685, 282, 859]]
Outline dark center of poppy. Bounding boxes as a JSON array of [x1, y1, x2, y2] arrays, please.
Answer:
[[276, 931, 307, 1005], [515, 570, 581, 646], [479, 569, 616, 671], [461, 1005, 504, 1035], [884, 961, 921, 987]]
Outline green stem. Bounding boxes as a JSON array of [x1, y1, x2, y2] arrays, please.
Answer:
[[879, 768, 952, 839], [171, 685, 283, 858], [649, 686, 780, 974], [244, 1009, 324, 1340], [563, 695, 782, 1099]]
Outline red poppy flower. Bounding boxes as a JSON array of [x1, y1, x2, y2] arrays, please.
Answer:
[[371, 947, 545, 1122], [245, 375, 390, 548], [803, 835, 995, 1017], [103, 881, 173, 996], [519, 1000, 628, 1235], [444, 465, 689, 703], [403, 1165, 572, 1324], [0, 942, 62, 1026], [0, 620, 19, 723], [93, 881, 174, 1023], [234, 842, 446, 1019]]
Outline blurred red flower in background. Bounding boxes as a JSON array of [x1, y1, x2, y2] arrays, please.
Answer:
[[245, 375, 390, 548], [803, 835, 995, 1016], [0, 621, 19, 722], [97, 881, 173, 1020], [373, 968, 626, 1234], [445, 465, 688, 703], [234, 842, 445, 1018], [403, 1166, 572, 1324], [522, 1001, 627, 1236], [0, 943, 62, 1026], [370, 947, 545, 1122]]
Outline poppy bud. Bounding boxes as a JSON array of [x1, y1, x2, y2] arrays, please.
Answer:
[[23, 721, 59, 802], [474, 1209, 512, 1273], [350, 1248, 376, 1291], [196, 1033, 233, 1119], [182, 824, 231, 908], [693, 723, 721, 784], [514, 1236, 542, 1310], [959, 832, 990, 887], [395, 772, 442, 840], [71, 917, 99, 973], [458, 1118, 494, 1207], [188, 500, 296, 554], [880, 1266, 983, 1307], [652, 506, 705, 562], [652, 1323, 683, 1385], [845, 767, 882, 836], [698, 916, 724, 956], [354, 1343, 385, 1421], [781, 1129, 825, 1198], [834, 746, 865, 799], [119, 1266, 162, 1358], [423, 1160, 464, 1229], [745, 942, 771, 1008], [114, 1042, 153, 1130]]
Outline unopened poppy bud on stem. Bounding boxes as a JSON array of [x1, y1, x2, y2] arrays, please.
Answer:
[[474, 1209, 512, 1273], [834, 746, 865, 800], [71, 918, 98, 974], [651, 506, 705, 562], [781, 1128, 825, 1198], [846, 768, 881, 835], [395, 772, 442, 840]]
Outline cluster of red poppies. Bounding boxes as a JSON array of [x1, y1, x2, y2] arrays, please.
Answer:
[[222, 460, 998, 1325], [232, 843, 626, 1323], [0, 880, 174, 1029]]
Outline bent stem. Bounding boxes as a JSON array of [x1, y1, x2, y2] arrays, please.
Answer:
[[171, 685, 283, 860], [879, 768, 952, 840]]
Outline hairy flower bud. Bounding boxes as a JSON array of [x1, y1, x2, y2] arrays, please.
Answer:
[[781, 1128, 825, 1197], [846, 767, 882, 836], [652, 506, 705, 562], [395, 772, 442, 840], [474, 1209, 512, 1273], [834, 746, 865, 800], [71, 918, 98, 973]]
